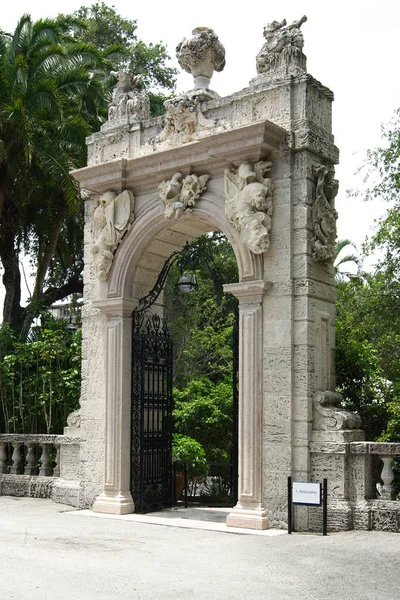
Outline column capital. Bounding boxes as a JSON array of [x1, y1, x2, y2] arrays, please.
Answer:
[[224, 280, 272, 304], [93, 297, 136, 318]]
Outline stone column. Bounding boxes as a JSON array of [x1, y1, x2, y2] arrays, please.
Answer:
[[224, 280, 270, 530], [92, 298, 136, 514]]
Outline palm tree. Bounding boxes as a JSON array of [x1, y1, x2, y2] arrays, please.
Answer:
[[334, 239, 362, 281], [0, 15, 108, 336]]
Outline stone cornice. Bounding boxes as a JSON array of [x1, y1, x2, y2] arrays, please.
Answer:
[[71, 120, 286, 195]]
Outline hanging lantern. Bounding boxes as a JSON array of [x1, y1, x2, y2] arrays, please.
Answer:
[[176, 272, 197, 293]]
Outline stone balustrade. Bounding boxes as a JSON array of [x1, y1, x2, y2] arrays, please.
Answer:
[[0, 434, 60, 478], [350, 441, 400, 501], [0, 432, 81, 505]]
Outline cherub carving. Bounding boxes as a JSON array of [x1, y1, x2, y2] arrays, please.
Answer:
[[158, 173, 210, 219], [225, 161, 274, 254], [91, 190, 135, 280], [312, 164, 339, 263], [108, 71, 150, 122]]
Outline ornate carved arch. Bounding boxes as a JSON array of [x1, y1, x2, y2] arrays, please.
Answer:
[[107, 191, 263, 300]]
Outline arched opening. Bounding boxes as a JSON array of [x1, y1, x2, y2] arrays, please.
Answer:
[[93, 192, 269, 529], [130, 231, 239, 513]]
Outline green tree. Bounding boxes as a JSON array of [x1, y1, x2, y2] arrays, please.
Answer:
[[334, 238, 362, 281], [71, 2, 176, 114], [337, 106, 400, 442], [0, 15, 108, 336], [173, 378, 234, 463], [0, 10, 176, 339], [0, 319, 81, 434], [164, 233, 238, 389], [335, 277, 394, 440], [161, 234, 238, 488]]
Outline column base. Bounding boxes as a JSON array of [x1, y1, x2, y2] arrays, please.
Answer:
[[226, 504, 269, 530], [92, 490, 135, 515]]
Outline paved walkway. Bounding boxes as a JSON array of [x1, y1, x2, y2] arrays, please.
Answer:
[[0, 496, 398, 600]]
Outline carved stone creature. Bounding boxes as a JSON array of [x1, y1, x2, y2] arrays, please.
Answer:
[[176, 27, 225, 90], [91, 190, 135, 280], [312, 164, 339, 263], [224, 161, 274, 254], [158, 173, 210, 219], [314, 391, 362, 431], [256, 16, 307, 76], [108, 71, 150, 122], [66, 409, 81, 430], [157, 90, 217, 146]]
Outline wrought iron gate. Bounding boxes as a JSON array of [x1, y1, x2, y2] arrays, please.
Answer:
[[131, 313, 173, 513]]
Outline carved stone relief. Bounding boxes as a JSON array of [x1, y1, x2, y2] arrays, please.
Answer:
[[312, 164, 339, 264], [313, 391, 362, 431], [158, 173, 210, 219], [224, 161, 273, 254], [91, 190, 135, 280], [256, 16, 307, 78], [157, 90, 218, 146], [108, 71, 150, 123]]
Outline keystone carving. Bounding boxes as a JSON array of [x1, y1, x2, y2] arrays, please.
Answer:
[[312, 164, 339, 264], [176, 27, 225, 91], [224, 161, 274, 254], [108, 71, 150, 122], [91, 189, 135, 281], [313, 391, 362, 431], [256, 16, 307, 78], [158, 173, 210, 219]]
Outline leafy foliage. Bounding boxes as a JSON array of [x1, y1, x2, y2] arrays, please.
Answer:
[[71, 2, 176, 110], [337, 107, 400, 444], [173, 378, 234, 463], [0, 9, 176, 340], [334, 238, 362, 281], [0, 320, 81, 434], [172, 434, 208, 480], [350, 108, 400, 204], [335, 278, 395, 440], [164, 233, 238, 389], [0, 14, 108, 336]]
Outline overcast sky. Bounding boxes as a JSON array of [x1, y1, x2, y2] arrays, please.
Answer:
[[1, 0, 400, 302]]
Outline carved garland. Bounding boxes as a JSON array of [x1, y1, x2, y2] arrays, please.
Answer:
[[312, 164, 339, 264], [158, 173, 210, 219]]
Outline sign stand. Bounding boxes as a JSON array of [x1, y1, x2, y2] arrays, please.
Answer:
[[288, 476, 328, 536]]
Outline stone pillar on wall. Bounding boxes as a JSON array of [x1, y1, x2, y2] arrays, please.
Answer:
[[224, 281, 270, 530], [91, 298, 136, 515]]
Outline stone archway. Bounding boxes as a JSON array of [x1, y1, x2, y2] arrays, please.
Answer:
[[66, 23, 399, 535], [88, 188, 270, 529]]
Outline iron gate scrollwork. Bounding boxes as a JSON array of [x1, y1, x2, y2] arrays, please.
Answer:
[[131, 313, 173, 513]]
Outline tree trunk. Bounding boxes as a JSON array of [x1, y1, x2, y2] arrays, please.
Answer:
[[20, 201, 67, 339], [0, 222, 23, 332]]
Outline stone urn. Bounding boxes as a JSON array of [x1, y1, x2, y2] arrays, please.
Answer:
[[176, 27, 226, 90]]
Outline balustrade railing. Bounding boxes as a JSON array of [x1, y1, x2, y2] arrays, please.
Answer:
[[350, 441, 400, 501], [0, 435, 60, 478]]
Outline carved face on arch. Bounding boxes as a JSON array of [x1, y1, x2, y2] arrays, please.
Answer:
[[243, 182, 269, 211]]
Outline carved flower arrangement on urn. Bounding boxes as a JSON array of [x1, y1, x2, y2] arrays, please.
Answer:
[[176, 27, 225, 91]]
